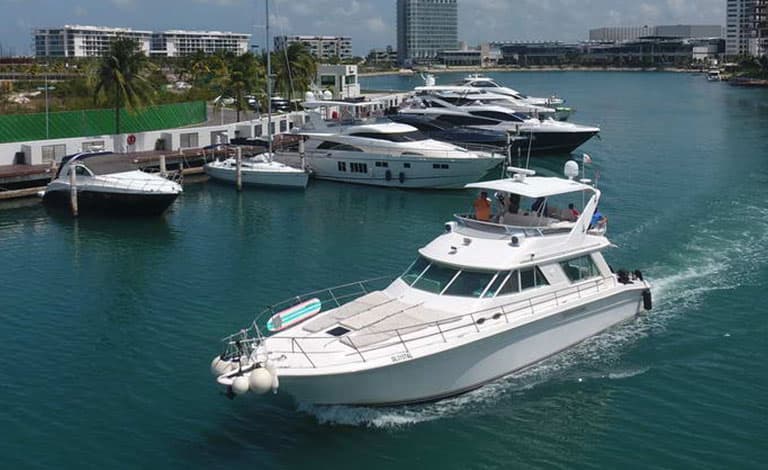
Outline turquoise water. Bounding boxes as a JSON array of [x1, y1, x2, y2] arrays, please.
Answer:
[[1, 72, 766, 469]]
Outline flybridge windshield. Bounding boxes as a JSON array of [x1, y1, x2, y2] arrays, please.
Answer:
[[400, 256, 549, 298], [349, 131, 427, 142]]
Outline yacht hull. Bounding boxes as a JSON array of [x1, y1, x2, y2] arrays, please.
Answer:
[[42, 188, 179, 216], [276, 288, 645, 405], [205, 164, 308, 189], [512, 130, 599, 155], [307, 155, 503, 189]]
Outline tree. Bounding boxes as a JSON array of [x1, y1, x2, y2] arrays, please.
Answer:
[[93, 37, 154, 137], [210, 51, 264, 121], [271, 43, 317, 107]]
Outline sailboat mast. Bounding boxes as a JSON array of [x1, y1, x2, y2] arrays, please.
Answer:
[[266, 0, 273, 157]]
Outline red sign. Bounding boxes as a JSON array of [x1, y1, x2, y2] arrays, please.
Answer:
[[127, 134, 136, 145]]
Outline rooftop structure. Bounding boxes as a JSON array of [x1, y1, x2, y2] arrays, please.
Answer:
[[397, 0, 458, 65], [589, 24, 722, 42], [33, 25, 250, 58], [274, 36, 352, 60]]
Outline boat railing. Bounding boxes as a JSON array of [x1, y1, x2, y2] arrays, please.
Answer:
[[453, 213, 573, 237], [256, 275, 615, 369]]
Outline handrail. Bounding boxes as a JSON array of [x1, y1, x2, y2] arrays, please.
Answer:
[[256, 276, 614, 368]]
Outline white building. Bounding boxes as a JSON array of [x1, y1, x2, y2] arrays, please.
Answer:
[[317, 64, 360, 99], [33, 25, 251, 57], [397, 0, 458, 64], [151, 30, 250, 57], [275, 36, 352, 60], [34, 25, 152, 57]]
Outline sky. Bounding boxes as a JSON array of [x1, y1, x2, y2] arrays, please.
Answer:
[[0, 0, 726, 57]]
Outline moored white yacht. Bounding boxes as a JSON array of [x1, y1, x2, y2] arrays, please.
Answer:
[[211, 162, 652, 406], [204, 152, 309, 189], [400, 95, 600, 155], [204, 0, 309, 190], [456, 74, 566, 107], [276, 100, 505, 189], [42, 152, 183, 216]]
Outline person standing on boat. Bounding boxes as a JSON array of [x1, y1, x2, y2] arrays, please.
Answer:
[[474, 191, 492, 221], [568, 203, 580, 221]]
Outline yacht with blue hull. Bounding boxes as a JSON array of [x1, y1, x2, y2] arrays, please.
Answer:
[[210, 162, 651, 406], [388, 113, 528, 153], [42, 152, 182, 216], [399, 95, 599, 156]]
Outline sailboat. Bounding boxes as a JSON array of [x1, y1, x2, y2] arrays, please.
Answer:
[[204, 0, 309, 189]]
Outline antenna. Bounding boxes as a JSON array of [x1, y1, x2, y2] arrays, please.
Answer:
[[266, 0, 273, 160]]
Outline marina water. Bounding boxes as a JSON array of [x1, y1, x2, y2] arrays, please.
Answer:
[[1, 72, 766, 469]]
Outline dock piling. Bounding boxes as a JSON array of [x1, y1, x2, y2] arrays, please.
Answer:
[[68, 167, 78, 217], [299, 138, 306, 170], [159, 155, 167, 176], [235, 147, 242, 191]]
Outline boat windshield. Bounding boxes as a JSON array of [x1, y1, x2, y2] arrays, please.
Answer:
[[400, 256, 501, 298], [349, 131, 428, 142]]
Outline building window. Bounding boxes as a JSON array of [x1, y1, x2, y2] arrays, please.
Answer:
[[338, 161, 346, 172], [41, 144, 67, 163], [279, 120, 287, 132], [403, 163, 411, 168], [180, 133, 198, 148]]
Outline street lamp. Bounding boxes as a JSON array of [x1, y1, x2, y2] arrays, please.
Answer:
[[36, 67, 55, 139]]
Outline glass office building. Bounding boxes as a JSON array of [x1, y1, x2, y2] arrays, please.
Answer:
[[397, 0, 458, 65]]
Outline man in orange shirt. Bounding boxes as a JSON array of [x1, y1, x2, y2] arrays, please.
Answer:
[[473, 191, 492, 221]]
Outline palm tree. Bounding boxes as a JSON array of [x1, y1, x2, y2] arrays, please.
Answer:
[[93, 37, 154, 137], [272, 43, 317, 107], [211, 51, 264, 121]]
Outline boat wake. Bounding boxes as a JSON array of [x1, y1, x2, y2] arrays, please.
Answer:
[[298, 203, 768, 429]]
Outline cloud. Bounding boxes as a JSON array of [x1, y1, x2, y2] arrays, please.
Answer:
[[110, 0, 136, 9]]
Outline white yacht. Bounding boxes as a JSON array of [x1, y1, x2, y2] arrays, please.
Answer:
[[211, 162, 652, 406], [400, 95, 600, 155], [456, 74, 566, 107], [205, 153, 309, 189], [279, 101, 505, 189], [42, 152, 182, 216], [412, 85, 565, 120], [204, 0, 309, 190]]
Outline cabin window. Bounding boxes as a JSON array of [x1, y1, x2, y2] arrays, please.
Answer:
[[412, 263, 459, 294], [375, 161, 388, 167], [349, 131, 426, 142], [436, 114, 497, 127], [520, 267, 549, 290], [326, 326, 350, 337], [496, 271, 520, 296], [337, 161, 347, 172], [318, 141, 363, 152], [350, 162, 368, 173], [560, 255, 600, 282], [279, 120, 287, 132], [470, 111, 525, 123], [401, 256, 430, 285], [443, 270, 496, 298], [432, 163, 449, 169], [254, 124, 263, 136]]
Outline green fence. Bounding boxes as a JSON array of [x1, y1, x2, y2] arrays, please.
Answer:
[[0, 101, 207, 144]]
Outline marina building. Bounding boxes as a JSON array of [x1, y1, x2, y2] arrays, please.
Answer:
[[397, 0, 458, 65], [589, 24, 722, 42], [33, 25, 251, 58], [274, 36, 352, 60]]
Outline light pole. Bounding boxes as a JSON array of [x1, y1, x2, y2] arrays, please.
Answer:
[[36, 64, 54, 139]]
